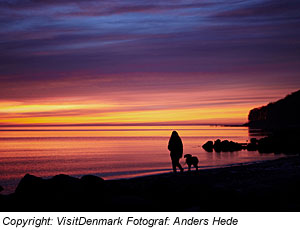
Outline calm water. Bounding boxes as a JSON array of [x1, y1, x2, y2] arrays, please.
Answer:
[[0, 125, 281, 194]]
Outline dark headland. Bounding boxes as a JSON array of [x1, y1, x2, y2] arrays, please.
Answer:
[[245, 89, 300, 129], [203, 89, 300, 154], [1, 90, 300, 211]]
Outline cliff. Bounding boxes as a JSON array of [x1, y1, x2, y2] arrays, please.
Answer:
[[246, 90, 300, 129]]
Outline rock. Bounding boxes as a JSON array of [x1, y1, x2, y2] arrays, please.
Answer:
[[80, 175, 105, 197], [50, 174, 81, 193], [202, 141, 213, 152], [214, 139, 222, 152], [247, 143, 257, 151], [15, 174, 45, 195], [250, 138, 257, 144], [247, 138, 258, 151]]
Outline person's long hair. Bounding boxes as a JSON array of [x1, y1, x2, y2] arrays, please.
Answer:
[[170, 131, 179, 141], [168, 131, 183, 152]]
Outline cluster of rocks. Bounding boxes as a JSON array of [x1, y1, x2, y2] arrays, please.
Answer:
[[203, 134, 299, 154], [0, 173, 161, 211], [202, 139, 247, 152], [15, 173, 104, 196], [0, 174, 107, 211]]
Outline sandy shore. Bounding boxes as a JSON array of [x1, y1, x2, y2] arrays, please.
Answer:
[[1, 155, 300, 211]]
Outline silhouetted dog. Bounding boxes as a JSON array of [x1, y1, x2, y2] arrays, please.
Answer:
[[184, 154, 199, 171]]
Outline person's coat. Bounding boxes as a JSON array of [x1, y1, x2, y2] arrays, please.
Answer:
[[168, 131, 183, 158]]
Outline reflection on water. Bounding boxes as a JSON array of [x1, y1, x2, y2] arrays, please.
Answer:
[[248, 127, 272, 139], [0, 125, 283, 194]]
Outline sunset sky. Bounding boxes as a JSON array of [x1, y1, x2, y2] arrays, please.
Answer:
[[1, 0, 300, 126]]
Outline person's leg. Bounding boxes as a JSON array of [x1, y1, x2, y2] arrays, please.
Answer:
[[171, 157, 177, 172], [176, 158, 183, 172]]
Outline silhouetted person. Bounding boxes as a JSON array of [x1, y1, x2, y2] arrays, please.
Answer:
[[168, 131, 184, 173]]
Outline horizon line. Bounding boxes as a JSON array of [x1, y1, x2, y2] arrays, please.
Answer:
[[0, 122, 246, 128]]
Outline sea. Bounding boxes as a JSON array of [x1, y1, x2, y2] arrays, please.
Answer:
[[0, 125, 283, 194]]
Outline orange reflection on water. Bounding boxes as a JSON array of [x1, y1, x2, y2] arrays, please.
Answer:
[[0, 125, 284, 194], [0, 125, 248, 138]]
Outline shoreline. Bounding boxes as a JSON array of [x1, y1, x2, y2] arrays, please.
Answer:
[[0, 154, 286, 195], [1, 155, 300, 211]]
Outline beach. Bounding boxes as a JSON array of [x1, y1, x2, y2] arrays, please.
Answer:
[[1, 155, 300, 211]]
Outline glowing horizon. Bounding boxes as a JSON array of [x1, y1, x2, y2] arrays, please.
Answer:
[[0, 84, 298, 126]]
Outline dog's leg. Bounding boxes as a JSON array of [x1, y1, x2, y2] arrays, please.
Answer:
[[188, 164, 191, 171]]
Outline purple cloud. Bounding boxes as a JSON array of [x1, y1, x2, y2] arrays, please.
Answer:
[[0, 0, 300, 103]]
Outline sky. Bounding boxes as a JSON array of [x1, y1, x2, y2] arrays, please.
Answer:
[[0, 0, 300, 126]]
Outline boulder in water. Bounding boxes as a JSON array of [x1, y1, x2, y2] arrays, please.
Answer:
[[202, 141, 213, 152]]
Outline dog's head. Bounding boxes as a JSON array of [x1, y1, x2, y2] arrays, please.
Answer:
[[184, 154, 192, 158]]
